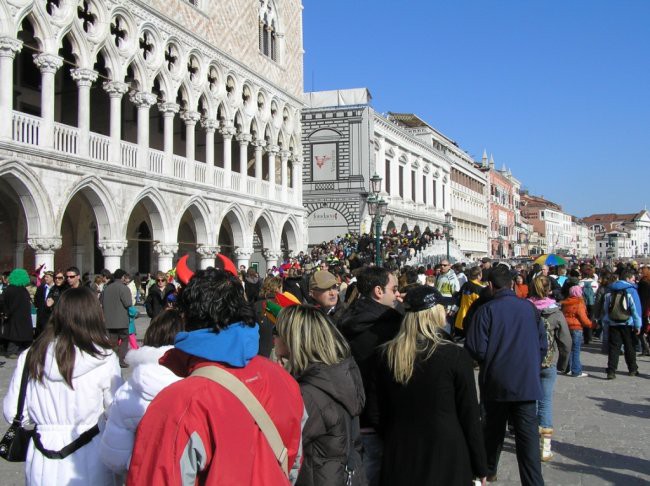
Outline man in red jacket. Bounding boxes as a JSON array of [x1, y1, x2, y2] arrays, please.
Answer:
[[127, 267, 305, 485]]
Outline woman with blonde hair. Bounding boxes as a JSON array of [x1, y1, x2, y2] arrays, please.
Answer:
[[377, 285, 487, 486], [274, 305, 366, 486], [528, 275, 572, 461]]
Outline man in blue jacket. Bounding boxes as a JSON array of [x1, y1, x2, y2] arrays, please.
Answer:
[[465, 265, 547, 486], [603, 269, 642, 379]]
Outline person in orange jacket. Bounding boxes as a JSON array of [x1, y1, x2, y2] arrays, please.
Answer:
[[561, 285, 592, 377]]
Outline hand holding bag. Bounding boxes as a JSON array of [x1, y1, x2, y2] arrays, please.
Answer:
[[0, 360, 34, 462]]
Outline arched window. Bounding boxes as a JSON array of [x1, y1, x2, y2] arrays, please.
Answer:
[[259, 0, 279, 61]]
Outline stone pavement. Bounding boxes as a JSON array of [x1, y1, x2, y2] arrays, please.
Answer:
[[0, 314, 648, 485]]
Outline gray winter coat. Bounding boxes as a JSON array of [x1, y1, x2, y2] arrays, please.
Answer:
[[101, 281, 132, 330], [296, 357, 367, 486], [540, 305, 572, 371]]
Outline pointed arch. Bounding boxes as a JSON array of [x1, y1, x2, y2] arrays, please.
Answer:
[[175, 196, 212, 245], [219, 203, 248, 249], [0, 160, 55, 237], [57, 176, 120, 242], [125, 187, 173, 243], [279, 214, 300, 255], [16, 9, 53, 52], [254, 210, 277, 250]]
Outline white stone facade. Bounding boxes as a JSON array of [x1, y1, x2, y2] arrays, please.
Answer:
[[0, 0, 305, 275]]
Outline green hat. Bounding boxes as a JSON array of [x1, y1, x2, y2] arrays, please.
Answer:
[[8, 268, 30, 287]]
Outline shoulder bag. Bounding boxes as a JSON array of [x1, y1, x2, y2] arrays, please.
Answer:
[[0, 361, 34, 462], [191, 365, 289, 478]]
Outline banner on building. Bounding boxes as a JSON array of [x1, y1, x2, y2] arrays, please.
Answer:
[[312, 143, 337, 181]]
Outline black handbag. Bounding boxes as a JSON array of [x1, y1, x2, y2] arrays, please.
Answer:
[[0, 362, 34, 462]]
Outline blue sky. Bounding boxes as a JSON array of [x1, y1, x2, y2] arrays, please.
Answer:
[[302, 1, 649, 217]]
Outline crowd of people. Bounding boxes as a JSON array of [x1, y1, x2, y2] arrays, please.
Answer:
[[0, 240, 648, 485]]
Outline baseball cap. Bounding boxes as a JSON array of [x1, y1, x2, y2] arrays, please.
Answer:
[[309, 271, 337, 291]]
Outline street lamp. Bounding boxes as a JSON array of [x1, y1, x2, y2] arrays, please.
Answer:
[[368, 174, 388, 266], [442, 211, 454, 261]]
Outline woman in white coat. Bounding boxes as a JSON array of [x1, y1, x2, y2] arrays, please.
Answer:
[[3, 287, 123, 485], [99, 308, 184, 475]]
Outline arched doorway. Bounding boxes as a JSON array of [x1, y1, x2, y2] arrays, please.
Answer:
[[280, 219, 299, 260]]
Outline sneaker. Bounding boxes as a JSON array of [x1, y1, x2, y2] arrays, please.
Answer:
[[606, 372, 616, 380], [629, 370, 639, 377], [571, 372, 589, 378]]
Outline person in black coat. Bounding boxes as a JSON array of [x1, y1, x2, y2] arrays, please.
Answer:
[[144, 272, 175, 319], [275, 305, 367, 486], [34, 271, 55, 337], [377, 285, 487, 486], [0, 268, 34, 358]]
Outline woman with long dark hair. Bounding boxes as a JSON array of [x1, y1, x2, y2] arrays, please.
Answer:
[[3, 287, 123, 485]]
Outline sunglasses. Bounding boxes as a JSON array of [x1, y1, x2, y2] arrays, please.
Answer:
[[55, 276, 64, 280], [66, 274, 78, 279], [156, 279, 166, 282]]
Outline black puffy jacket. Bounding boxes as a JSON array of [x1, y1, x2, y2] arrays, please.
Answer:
[[296, 357, 367, 486]]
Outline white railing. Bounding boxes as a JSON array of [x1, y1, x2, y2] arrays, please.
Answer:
[[287, 187, 296, 204], [194, 161, 206, 183], [12, 111, 40, 146], [89, 132, 110, 161], [247, 177, 257, 195], [120, 141, 138, 168], [231, 172, 241, 190], [259, 181, 270, 199], [148, 149, 164, 174], [173, 155, 186, 179], [53, 123, 79, 155], [213, 166, 225, 188]]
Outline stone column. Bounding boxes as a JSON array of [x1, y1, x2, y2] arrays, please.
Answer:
[[33, 54, 63, 148], [374, 135, 385, 190], [267, 144, 279, 197], [201, 119, 218, 167], [253, 139, 266, 180], [262, 249, 282, 274], [70, 68, 98, 157], [154, 243, 178, 273], [103, 81, 129, 163], [98, 240, 127, 272], [280, 150, 290, 191], [237, 133, 252, 185], [291, 156, 303, 203], [221, 124, 236, 187], [72, 245, 84, 272], [28, 237, 62, 273], [130, 91, 157, 170], [181, 110, 201, 162], [14, 243, 26, 269], [234, 247, 254, 271], [0, 37, 22, 139], [196, 245, 220, 270], [158, 102, 179, 176]]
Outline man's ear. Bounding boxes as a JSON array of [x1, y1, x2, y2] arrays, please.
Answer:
[[372, 285, 383, 300]]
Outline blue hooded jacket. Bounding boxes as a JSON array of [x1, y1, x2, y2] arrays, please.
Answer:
[[604, 280, 642, 330]]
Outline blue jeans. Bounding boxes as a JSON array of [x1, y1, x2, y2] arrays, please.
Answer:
[[361, 432, 383, 486], [537, 365, 557, 428], [569, 329, 583, 375]]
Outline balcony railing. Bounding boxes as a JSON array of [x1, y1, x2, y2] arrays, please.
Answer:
[[8, 111, 301, 205]]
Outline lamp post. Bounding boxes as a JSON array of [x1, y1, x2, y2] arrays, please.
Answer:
[[368, 174, 387, 266], [442, 211, 454, 261]]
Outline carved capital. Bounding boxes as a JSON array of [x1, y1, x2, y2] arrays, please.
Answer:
[[220, 125, 237, 139], [237, 133, 252, 145], [180, 110, 201, 125], [252, 139, 267, 150], [98, 240, 128, 257], [103, 81, 130, 98], [28, 237, 62, 253], [154, 243, 178, 257], [262, 249, 282, 261], [234, 247, 254, 259], [129, 91, 157, 108], [33, 53, 63, 74], [279, 150, 291, 161], [70, 68, 98, 88], [201, 118, 219, 132], [196, 245, 220, 258], [0, 37, 22, 58], [158, 102, 180, 115], [267, 144, 280, 156], [291, 155, 304, 166]]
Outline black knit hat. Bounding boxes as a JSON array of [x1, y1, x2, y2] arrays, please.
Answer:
[[403, 285, 445, 312]]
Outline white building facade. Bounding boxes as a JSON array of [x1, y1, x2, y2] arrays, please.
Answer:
[[0, 0, 305, 275]]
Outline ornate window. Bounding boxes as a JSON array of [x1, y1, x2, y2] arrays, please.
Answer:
[[259, 0, 279, 61]]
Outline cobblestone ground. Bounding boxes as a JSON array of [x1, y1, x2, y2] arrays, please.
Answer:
[[0, 311, 648, 485]]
